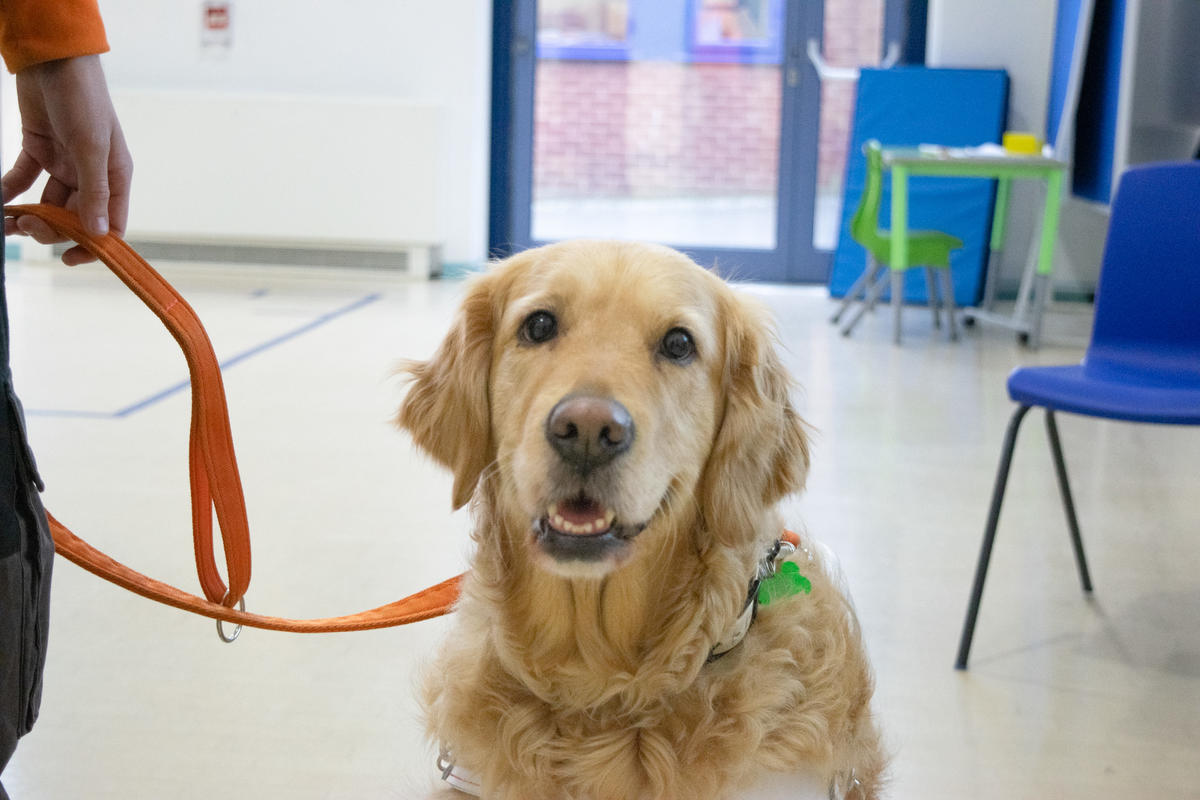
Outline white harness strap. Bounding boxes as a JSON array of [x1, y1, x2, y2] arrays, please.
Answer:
[[437, 755, 859, 799], [438, 747, 482, 796]]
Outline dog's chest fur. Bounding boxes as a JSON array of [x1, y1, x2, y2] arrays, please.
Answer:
[[425, 553, 868, 800]]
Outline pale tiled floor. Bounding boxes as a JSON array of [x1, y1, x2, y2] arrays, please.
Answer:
[[3, 256, 1198, 799]]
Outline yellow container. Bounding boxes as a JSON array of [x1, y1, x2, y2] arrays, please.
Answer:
[[1002, 131, 1041, 155]]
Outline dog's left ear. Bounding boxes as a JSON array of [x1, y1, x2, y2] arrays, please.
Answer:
[[700, 291, 810, 540], [397, 272, 499, 509]]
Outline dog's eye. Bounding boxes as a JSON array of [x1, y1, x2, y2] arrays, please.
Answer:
[[520, 310, 558, 344], [659, 327, 696, 363]]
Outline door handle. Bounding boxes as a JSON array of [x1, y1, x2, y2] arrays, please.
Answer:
[[806, 39, 901, 82]]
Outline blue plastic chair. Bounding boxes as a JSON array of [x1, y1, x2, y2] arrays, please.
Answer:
[[955, 161, 1200, 669]]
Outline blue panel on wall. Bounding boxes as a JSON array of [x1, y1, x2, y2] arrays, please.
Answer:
[[1073, 0, 1126, 203], [1047, 0, 1092, 149], [829, 67, 1009, 306]]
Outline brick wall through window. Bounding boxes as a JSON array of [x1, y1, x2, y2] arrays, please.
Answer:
[[532, 0, 883, 203]]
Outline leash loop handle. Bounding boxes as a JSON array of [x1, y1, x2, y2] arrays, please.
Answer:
[[9, 202, 249, 606], [5, 203, 461, 633]]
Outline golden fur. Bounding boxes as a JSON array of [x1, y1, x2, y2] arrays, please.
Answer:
[[398, 241, 885, 799]]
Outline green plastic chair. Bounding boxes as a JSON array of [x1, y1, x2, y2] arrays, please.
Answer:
[[831, 141, 964, 343]]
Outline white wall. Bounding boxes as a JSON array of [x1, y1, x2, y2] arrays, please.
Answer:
[[5, 0, 493, 265], [1124, 0, 1200, 166], [928, 0, 1055, 136], [927, 0, 1106, 294]]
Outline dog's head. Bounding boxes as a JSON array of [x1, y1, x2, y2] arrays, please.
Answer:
[[398, 241, 808, 579]]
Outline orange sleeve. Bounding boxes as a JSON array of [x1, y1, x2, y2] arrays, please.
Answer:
[[0, 0, 110, 74]]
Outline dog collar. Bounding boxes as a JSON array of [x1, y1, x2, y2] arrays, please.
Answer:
[[707, 529, 810, 662]]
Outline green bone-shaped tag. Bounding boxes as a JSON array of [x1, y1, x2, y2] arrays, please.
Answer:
[[757, 561, 812, 606]]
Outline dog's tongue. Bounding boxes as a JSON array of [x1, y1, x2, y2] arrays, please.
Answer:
[[547, 498, 615, 535]]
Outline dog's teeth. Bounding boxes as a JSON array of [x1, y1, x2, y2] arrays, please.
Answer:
[[546, 502, 617, 535]]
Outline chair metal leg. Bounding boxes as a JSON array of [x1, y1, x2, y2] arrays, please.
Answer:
[[924, 267, 942, 329], [1027, 272, 1052, 350], [831, 255, 879, 325], [840, 270, 889, 336], [1044, 410, 1094, 593], [956, 404, 1032, 669], [940, 268, 959, 341], [891, 269, 905, 345], [865, 270, 885, 313]]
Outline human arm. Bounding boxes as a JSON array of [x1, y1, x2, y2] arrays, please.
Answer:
[[1, 1, 131, 265]]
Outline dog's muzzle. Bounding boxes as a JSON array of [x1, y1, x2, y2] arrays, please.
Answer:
[[545, 394, 634, 476], [534, 395, 645, 565]]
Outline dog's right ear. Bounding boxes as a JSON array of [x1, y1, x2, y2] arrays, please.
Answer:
[[396, 272, 499, 509], [698, 289, 810, 545]]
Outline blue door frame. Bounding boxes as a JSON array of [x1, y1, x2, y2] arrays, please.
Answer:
[[490, 0, 917, 284]]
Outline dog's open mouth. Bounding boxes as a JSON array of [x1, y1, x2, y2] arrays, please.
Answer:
[[548, 496, 615, 535], [532, 494, 646, 564]]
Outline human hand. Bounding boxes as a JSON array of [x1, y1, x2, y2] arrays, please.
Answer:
[[2, 54, 132, 265]]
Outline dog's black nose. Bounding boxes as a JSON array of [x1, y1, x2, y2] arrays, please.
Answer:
[[545, 395, 634, 474]]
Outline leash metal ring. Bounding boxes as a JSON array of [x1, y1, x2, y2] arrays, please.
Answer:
[[216, 593, 246, 643]]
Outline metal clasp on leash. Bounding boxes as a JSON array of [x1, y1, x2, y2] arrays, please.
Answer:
[[216, 592, 246, 643]]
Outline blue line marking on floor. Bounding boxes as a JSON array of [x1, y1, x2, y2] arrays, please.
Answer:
[[211, 292, 381, 374], [111, 377, 194, 419], [27, 292, 383, 420]]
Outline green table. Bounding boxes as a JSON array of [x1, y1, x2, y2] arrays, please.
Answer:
[[881, 147, 1068, 348]]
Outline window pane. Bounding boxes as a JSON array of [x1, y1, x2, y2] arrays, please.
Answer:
[[532, 0, 784, 250], [538, 0, 630, 50], [814, 0, 884, 251]]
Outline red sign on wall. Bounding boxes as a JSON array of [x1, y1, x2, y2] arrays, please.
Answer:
[[205, 3, 230, 31], [201, 1, 232, 51]]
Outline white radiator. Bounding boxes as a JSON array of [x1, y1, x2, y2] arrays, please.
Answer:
[[111, 90, 445, 277]]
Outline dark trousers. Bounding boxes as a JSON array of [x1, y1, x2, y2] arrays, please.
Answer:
[[0, 244, 54, 800]]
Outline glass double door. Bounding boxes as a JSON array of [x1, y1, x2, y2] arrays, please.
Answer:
[[495, 0, 903, 282]]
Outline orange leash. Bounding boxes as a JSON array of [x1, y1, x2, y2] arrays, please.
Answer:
[[6, 203, 462, 634]]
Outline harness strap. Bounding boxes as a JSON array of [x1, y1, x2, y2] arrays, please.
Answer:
[[6, 203, 462, 633]]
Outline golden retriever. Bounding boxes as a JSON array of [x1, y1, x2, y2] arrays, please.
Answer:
[[398, 240, 885, 799]]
